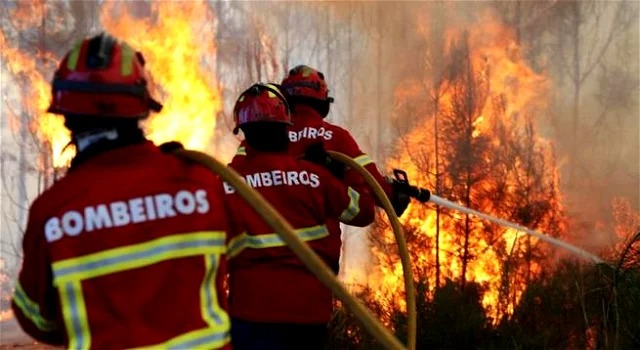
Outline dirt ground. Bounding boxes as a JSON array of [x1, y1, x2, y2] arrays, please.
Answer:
[[0, 318, 58, 349]]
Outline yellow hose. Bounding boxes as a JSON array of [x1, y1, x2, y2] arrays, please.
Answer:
[[174, 149, 406, 350], [327, 151, 417, 350]]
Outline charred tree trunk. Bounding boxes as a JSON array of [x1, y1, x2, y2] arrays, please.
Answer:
[[434, 97, 441, 290], [347, 2, 354, 126], [460, 39, 476, 289], [570, 0, 581, 183], [375, 3, 383, 160], [461, 188, 472, 288]]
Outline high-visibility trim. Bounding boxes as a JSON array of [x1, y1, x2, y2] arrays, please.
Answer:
[[236, 146, 246, 156], [227, 224, 329, 258], [120, 43, 134, 76], [60, 281, 91, 350], [66, 42, 83, 70], [339, 187, 361, 222], [131, 326, 230, 350], [12, 282, 58, 332], [200, 254, 228, 327], [353, 154, 374, 167], [52, 232, 226, 285]]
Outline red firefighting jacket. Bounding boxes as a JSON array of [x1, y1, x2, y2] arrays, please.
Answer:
[[12, 141, 231, 349], [225, 149, 375, 323], [234, 105, 393, 204]]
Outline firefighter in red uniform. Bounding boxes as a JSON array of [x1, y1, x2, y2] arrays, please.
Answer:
[[12, 33, 232, 349], [225, 83, 375, 350], [234, 65, 410, 216]]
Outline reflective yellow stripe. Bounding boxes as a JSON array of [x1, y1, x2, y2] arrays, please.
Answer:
[[60, 281, 91, 349], [131, 326, 230, 350], [339, 187, 361, 222], [52, 231, 226, 285], [120, 43, 134, 76], [353, 154, 374, 167], [236, 146, 246, 156], [66, 41, 83, 70], [12, 282, 58, 332], [227, 225, 329, 259], [200, 254, 228, 327]]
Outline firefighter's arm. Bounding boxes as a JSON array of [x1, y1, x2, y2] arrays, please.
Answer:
[[12, 202, 65, 345], [322, 170, 375, 227], [334, 127, 409, 215]]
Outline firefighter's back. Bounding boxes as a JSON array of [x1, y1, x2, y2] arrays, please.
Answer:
[[225, 83, 375, 350], [36, 142, 230, 349], [226, 152, 341, 324]]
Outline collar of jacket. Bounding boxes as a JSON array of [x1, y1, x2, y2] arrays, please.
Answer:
[[70, 140, 156, 171], [242, 145, 292, 160], [292, 104, 323, 121]]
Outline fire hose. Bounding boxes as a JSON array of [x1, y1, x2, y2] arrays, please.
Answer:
[[327, 152, 418, 350], [174, 149, 407, 350]]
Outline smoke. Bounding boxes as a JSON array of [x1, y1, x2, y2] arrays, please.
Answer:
[[0, 1, 636, 279], [232, 1, 638, 274]]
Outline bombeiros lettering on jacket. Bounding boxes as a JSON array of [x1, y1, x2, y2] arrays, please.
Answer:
[[224, 170, 320, 194], [289, 127, 333, 142], [45, 189, 210, 242]]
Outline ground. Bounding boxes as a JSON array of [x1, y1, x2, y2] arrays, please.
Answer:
[[0, 319, 58, 349]]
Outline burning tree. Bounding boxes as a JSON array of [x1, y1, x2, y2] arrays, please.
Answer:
[[366, 12, 567, 326]]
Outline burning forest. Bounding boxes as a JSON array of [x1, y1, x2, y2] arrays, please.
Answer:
[[369, 12, 565, 321], [1, 1, 638, 349]]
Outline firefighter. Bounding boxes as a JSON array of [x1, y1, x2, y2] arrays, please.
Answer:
[[12, 33, 232, 349], [225, 83, 375, 350], [235, 65, 410, 216]]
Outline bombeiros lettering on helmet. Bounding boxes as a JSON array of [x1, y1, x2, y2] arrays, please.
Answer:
[[289, 127, 333, 142], [45, 189, 210, 242], [223, 170, 320, 194]]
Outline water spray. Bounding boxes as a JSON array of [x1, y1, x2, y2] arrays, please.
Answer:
[[428, 195, 605, 264], [390, 169, 606, 264]]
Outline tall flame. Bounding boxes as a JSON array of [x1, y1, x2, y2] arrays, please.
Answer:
[[367, 12, 566, 322], [1, 0, 221, 175], [101, 0, 221, 151]]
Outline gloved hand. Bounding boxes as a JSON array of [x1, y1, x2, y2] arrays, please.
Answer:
[[386, 176, 411, 217], [159, 141, 184, 153], [303, 142, 346, 179]]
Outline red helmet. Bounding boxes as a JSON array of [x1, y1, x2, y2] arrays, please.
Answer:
[[281, 65, 333, 102], [233, 83, 291, 134], [47, 33, 162, 119]]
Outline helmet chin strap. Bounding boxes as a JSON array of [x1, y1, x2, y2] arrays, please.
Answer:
[[74, 129, 120, 152]]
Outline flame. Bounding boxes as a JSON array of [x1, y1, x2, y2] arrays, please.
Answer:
[[1, 0, 220, 175], [366, 12, 566, 322], [102, 0, 221, 151]]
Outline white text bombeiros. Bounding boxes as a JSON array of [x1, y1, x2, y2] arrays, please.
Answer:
[[224, 170, 320, 194], [45, 189, 210, 242], [289, 127, 333, 142]]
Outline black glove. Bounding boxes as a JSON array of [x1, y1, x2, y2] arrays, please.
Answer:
[[159, 141, 184, 153], [386, 176, 411, 217], [303, 142, 346, 179]]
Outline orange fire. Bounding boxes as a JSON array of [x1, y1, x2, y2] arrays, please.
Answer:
[[101, 0, 221, 151], [367, 12, 566, 322], [1, 0, 221, 173]]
